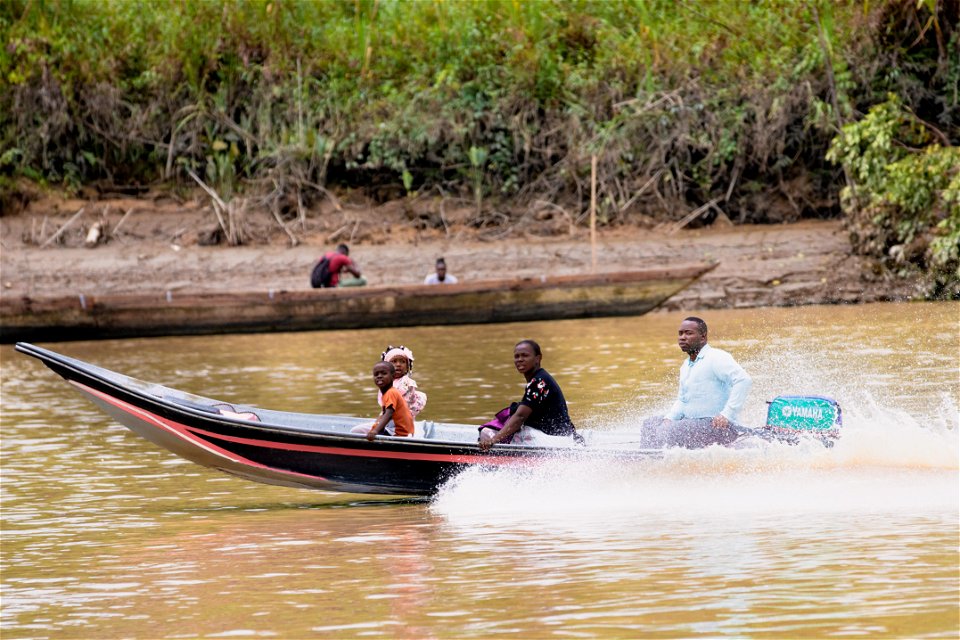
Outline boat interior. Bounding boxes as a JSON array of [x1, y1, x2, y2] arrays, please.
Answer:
[[38, 345, 661, 450]]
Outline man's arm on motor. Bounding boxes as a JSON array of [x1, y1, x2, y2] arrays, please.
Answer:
[[479, 404, 531, 451]]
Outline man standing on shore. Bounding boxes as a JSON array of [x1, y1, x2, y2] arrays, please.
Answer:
[[644, 316, 752, 448]]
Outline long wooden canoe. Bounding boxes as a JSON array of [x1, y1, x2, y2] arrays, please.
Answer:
[[0, 262, 715, 342]]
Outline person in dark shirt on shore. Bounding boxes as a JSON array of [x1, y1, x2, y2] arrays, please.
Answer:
[[311, 243, 366, 288], [478, 339, 582, 450]]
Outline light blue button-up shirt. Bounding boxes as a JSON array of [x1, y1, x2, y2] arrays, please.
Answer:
[[665, 343, 752, 422]]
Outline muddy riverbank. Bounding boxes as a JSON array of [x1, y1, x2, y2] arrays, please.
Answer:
[[0, 192, 925, 313]]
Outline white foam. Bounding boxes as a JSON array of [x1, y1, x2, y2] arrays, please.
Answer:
[[431, 391, 959, 525]]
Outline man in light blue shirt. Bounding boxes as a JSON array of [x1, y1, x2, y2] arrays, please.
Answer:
[[644, 316, 752, 448]]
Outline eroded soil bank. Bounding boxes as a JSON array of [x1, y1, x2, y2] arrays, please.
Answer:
[[0, 193, 925, 313]]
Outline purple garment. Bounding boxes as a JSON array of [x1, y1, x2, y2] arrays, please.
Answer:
[[479, 406, 515, 443]]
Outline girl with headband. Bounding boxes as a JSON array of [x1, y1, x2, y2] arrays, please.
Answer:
[[379, 345, 427, 418]]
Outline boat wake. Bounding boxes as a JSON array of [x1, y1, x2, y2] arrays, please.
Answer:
[[431, 391, 959, 523]]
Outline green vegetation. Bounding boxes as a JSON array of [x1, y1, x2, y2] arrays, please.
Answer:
[[1, 0, 956, 295], [828, 95, 959, 297]]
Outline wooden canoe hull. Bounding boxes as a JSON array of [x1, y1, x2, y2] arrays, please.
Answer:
[[0, 263, 714, 342]]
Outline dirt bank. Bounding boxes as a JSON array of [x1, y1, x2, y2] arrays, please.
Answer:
[[0, 192, 925, 311]]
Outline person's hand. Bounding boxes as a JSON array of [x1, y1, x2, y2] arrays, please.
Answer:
[[478, 431, 496, 452], [711, 415, 730, 429], [366, 425, 378, 441]]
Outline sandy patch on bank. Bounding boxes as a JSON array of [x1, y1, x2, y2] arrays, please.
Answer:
[[0, 193, 923, 310]]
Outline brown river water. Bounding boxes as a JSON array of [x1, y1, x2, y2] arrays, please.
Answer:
[[1, 302, 958, 638]]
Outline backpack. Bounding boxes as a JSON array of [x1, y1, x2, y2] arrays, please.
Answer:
[[310, 254, 333, 288]]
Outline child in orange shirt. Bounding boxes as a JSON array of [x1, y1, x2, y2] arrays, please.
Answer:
[[364, 361, 415, 440]]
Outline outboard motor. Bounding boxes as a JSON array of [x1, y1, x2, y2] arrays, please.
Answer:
[[765, 395, 842, 447]]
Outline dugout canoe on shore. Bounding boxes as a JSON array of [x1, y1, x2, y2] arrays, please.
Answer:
[[0, 262, 715, 343]]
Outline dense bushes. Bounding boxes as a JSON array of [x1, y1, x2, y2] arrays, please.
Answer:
[[828, 96, 960, 297], [1, 0, 957, 294]]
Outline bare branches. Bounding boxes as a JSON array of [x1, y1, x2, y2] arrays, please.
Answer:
[[112, 207, 137, 236], [186, 168, 247, 246], [40, 207, 85, 248], [664, 198, 721, 235]]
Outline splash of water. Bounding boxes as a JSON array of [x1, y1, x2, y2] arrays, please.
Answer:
[[431, 391, 959, 524]]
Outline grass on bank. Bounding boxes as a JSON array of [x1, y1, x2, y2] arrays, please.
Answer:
[[0, 0, 957, 295]]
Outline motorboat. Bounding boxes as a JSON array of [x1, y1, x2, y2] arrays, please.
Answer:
[[15, 343, 842, 496]]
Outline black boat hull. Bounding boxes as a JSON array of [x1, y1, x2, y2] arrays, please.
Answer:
[[17, 343, 656, 496], [15, 343, 837, 496]]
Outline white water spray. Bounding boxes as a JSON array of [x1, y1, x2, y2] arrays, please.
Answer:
[[431, 390, 958, 524]]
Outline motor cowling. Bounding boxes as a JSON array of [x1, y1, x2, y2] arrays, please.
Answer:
[[765, 395, 842, 444]]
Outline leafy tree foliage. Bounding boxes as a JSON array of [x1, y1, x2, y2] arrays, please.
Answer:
[[0, 0, 956, 295], [828, 96, 959, 297]]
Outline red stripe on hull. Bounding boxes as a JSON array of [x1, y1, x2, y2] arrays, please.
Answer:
[[71, 380, 325, 480], [182, 423, 525, 465], [71, 380, 526, 467]]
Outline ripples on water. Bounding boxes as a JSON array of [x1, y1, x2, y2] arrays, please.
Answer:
[[1, 303, 958, 638], [428, 395, 958, 638]]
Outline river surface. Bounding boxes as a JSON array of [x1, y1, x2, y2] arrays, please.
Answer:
[[2, 302, 958, 638]]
